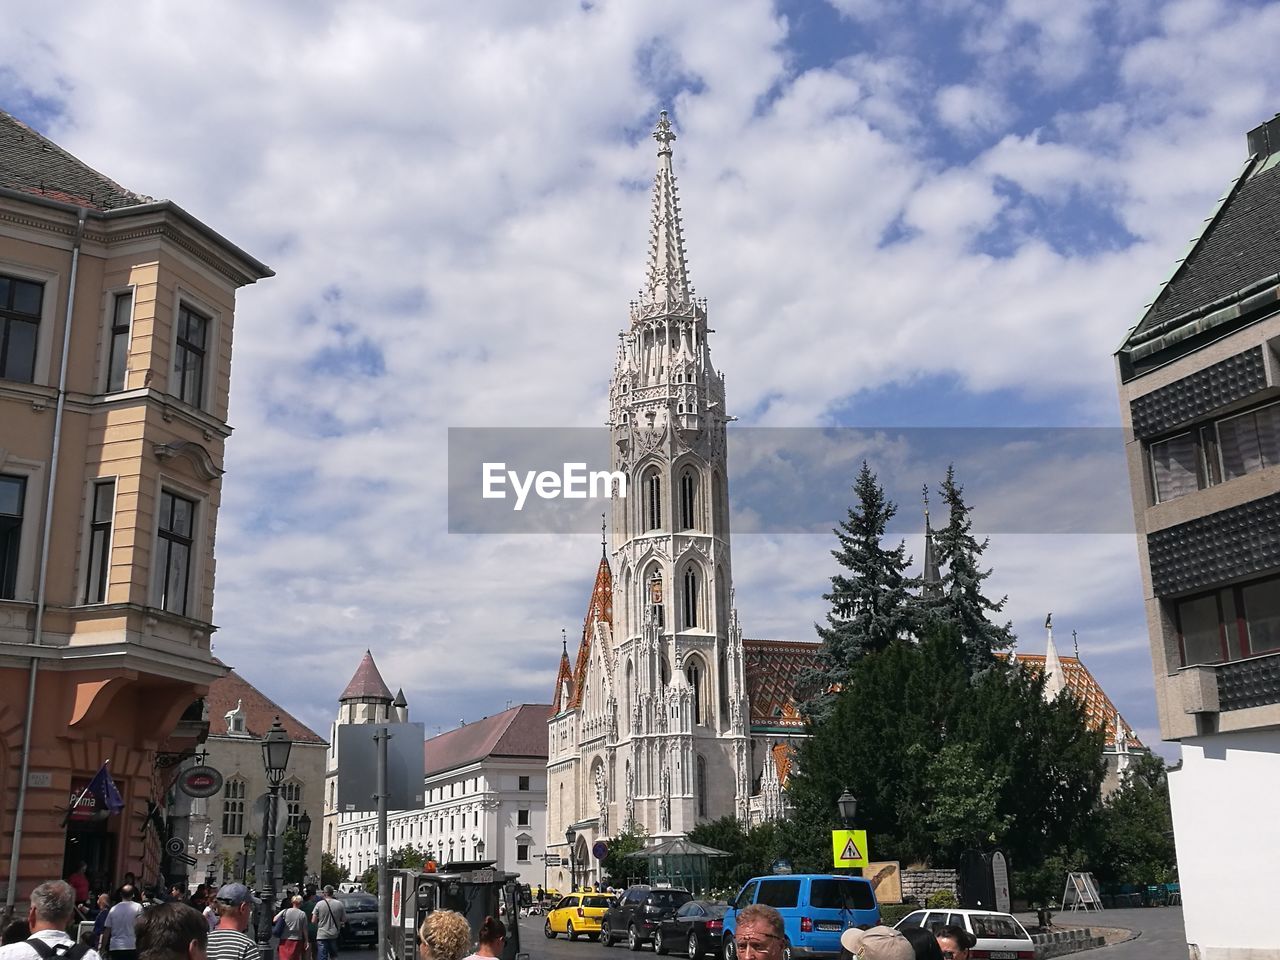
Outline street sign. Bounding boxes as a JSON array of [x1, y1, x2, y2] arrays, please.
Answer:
[[592, 841, 608, 861], [542, 855, 562, 867], [179, 765, 224, 799], [336, 723, 426, 812], [991, 851, 1010, 913], [391, 876, 403, 927], [831, 829, 869, 868]]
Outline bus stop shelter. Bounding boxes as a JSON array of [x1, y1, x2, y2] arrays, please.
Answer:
[[624, 838, 730, 894]]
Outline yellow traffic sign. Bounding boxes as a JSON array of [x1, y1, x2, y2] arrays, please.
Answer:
[[831, 829, 869, 868]]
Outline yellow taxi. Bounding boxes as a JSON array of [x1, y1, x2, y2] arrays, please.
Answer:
[[544, 891, 614, 941]]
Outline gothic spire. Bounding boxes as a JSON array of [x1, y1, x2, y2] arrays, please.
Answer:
[[921, 486, 942, 598], [643, 111, 694, 308], [1043, 613, 1065, 700]]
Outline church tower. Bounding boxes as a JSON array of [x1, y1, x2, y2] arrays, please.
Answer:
[[322, 651, 394, 859], [606, 111, 750, 835]]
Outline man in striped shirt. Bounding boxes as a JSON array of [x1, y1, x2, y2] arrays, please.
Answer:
[[206, 886, 258, 960]]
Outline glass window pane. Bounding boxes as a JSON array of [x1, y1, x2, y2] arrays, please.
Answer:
[[1243, 580, 1280, 654], [3, 319, 38, 382], [1151, 433, 1200, 501], [1218, 411, 1264, 480], [93, 482, 114, 523], [108, 330, 128, 391], [1255, 402, 1280, 469], [164, 542, 189, 614], [12, 279, 43, 316], [1220, 588, 1245, 660], [0, 476, 24, 516], [171, 495, 194, 537], [1178, 594, 1222, 665]]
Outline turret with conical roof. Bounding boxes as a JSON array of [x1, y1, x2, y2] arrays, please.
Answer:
[[339, 649, 394, 703]]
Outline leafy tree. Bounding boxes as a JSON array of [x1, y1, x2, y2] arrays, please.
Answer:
[[358, 846, 426, 895], [932, 465, 1015, 673], [1084, 752, 1176, 885], [688, 817, 781, 890], [787, 624, 1103, 872], [320, 852, 349, 889], [804, 462, 916, 716], [601, 822, 649, 886], [282, 828, 309, 890], [921, 742, 1010, 854]]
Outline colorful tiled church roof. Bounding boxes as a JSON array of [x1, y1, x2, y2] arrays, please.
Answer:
[[339, 649, 394, 702], [743, 639, 823, 731], [570, 556, 613, 709], [1017, 653, 1143, 749]]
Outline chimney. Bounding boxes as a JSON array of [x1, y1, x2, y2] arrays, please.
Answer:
[[1246, 113, 1280, 158]]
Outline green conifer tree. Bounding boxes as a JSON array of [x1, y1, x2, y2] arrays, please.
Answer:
[[804, 462, 915, 716], [933, 464, 1015, 673]]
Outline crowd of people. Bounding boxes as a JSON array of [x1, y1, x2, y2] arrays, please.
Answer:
[[720, 905, 977, 960], [0, 877, 507, 960]]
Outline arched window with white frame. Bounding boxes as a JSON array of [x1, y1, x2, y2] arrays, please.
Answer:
[[679, 469, 697, 531], [642, 467, 662, 531], [682, 565, 700, 630]]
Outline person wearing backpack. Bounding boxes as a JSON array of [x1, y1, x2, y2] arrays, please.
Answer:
[[0, 880, 101, 960]]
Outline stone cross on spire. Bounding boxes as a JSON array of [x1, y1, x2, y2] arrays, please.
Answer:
[[643, 110, 693, 307]]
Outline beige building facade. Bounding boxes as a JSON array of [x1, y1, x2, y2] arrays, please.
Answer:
[[1116, 115, 1280, 959], [0, 109, 270, 910]]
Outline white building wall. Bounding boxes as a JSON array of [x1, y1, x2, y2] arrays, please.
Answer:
[[335, 757, 547, 886], [1168, 730, 1280, 960]]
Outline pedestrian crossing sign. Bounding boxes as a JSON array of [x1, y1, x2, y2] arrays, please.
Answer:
[[831, 829, 869, 868]]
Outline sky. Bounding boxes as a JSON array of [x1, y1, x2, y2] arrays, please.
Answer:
[[4, 0, 1279, 759]]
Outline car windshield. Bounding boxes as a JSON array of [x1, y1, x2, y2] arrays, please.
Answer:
[[702, 904, 727, 918], [649, 891, 691, 908], [340, 895, 377, 911], [970, 915, 1029, 940], [585, 897, 613, 908], [809, 879, 874, 911]]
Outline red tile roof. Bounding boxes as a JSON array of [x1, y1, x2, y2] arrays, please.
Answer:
[[1015, 654, 1143, 748], [205, 668, 326, 744], [0, 109, 152, 211], [340, 650, 394, 702], [743, 639, 822, 730], [424, 703, 551, 776]]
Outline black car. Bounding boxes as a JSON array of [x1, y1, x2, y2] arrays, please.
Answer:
[[602, 885, 693, 950], [655, 901, 727, 958], [337, 892, 378, 948]]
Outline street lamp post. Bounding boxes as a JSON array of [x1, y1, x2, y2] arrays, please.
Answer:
[[475, 838, 486, 863], [837, 788, 857, 827], [257, 717, 293, 960], [565, 827, 577, 892], [298, 810, 312, 890]]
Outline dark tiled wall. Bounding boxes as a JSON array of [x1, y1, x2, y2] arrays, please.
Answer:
[[1130, 346, 1268, 440], [1219, 653, 1280, 711], [1148, 491, 1280, 596]]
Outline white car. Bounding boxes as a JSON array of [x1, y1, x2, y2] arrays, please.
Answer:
[[894, 908, 1034, 960]]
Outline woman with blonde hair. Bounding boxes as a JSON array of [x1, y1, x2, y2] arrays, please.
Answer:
[[418, 910, 472, 960], [273, 895, 310, 960]]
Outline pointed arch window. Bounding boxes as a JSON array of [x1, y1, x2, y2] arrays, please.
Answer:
[[284, 781, 303, 828], [683, 566, 700, 630], [685, 657, 705, 726], [679, 470, 697, 530], [696, 755, 707, 817], [643, 468, 662, 531]]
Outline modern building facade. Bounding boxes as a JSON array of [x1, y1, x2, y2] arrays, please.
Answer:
[[1117, 114, 1280, 959], [545, 114, 818, 891], [325, 652, 550, 886], [0, 109, 270, 911]]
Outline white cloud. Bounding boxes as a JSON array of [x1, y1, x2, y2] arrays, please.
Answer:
[[1, 0, 1276, 745]]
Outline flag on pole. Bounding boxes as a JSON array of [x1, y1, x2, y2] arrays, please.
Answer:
[[63, 761, 124, 826], [88, 761, 125, 814]]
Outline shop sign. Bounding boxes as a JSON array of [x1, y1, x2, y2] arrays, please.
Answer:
[[179, 765, 224, 799], [68, 778, 104, 822]]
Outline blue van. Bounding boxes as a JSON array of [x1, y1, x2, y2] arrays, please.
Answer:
[[721, 875, 880, 960]]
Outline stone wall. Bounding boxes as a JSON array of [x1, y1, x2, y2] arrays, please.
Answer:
[[900, 868, 957, 903]]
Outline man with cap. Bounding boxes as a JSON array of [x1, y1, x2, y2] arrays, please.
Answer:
[[839, 926, 915, 960], [205, 886, 258, 960]]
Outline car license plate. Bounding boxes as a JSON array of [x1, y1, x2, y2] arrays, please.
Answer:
[[988, 952, 1016, 959], [815, 923, 842, 931], [356, 931, 374, 937]]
